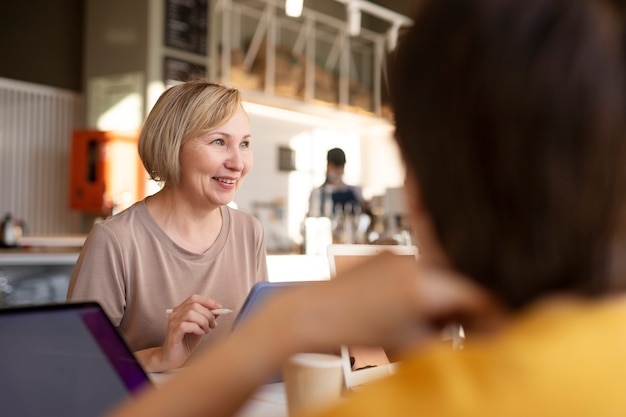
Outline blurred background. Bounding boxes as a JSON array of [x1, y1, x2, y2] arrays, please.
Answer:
[[0, 0, 418, 306]]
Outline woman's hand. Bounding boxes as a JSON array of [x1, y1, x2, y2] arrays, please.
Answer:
[[136, 294, 224, 372]]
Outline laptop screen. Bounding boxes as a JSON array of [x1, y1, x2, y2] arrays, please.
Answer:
[[327, 244, 419, 278], [326, 244, 418, 389], [0, 302, 151, 417]]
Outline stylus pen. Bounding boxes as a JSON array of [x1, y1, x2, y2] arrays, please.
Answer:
[[165, 308, 233, 315]]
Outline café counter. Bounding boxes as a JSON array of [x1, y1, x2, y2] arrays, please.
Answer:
[[0, 245, 81, 307], [0, 244, 330, 307]]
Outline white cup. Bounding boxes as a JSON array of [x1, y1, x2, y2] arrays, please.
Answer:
[[282, 353, 344, 417]]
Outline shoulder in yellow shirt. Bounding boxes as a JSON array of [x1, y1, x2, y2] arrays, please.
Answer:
[[316, 297, 626, 417]]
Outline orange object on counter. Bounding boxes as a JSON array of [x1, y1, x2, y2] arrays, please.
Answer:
[[69, 130, 146, 216]]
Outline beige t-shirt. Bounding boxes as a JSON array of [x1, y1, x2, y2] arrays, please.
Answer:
[[67, 200, 268, 355]]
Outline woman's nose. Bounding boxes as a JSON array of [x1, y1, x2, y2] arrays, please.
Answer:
[[225, 148, 245, 171]]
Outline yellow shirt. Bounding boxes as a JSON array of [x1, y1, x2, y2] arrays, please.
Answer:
[[316, 297, 626, 417]]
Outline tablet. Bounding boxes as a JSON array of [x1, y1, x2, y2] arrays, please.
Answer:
[[231, 281, 316, 383], [231, 281, 313, 331]]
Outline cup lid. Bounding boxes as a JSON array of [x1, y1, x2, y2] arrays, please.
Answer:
[[289, 353, 343, 368]]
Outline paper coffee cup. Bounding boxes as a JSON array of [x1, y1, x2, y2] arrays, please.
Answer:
[[282, 353, 344, 417]]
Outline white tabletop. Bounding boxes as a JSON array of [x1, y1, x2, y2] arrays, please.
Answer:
[[149, 373, 287, 417], [235, 382, 288, 417]]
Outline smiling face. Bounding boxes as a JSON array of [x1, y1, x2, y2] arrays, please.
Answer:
[[178, 106, 253, 209]]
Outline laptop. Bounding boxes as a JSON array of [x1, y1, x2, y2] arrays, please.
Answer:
[[0, 302, 151, 417], [327, 244, 419, 278], [326, 244, 419, 390]]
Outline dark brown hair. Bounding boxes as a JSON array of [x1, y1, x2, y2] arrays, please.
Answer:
[[390, 0, 626, 309]]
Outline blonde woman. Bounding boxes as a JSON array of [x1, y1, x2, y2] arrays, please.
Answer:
[[68, 80, 268, 373]]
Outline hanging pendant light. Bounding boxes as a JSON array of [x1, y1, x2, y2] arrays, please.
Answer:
[[285, 0, 303, 17]]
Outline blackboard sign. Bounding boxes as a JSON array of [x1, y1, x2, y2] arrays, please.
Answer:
[[165, 0, 208, 55]]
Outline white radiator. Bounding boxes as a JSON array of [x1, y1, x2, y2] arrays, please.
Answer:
[[0, 77, 85, 235]]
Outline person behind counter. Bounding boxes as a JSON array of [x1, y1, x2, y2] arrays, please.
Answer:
[[307, 147, 368, 218], [67, 79, 269, 373], [107, 0, 626, 415]]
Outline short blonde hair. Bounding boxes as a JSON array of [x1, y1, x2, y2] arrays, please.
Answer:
[[138, 79, 242, 187]]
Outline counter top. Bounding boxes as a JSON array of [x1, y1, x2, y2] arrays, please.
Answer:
[[266, 254, 330, 282], [0, 247, 331, 281], [0, 247, 81, 266], [0, 235, 86, 266]]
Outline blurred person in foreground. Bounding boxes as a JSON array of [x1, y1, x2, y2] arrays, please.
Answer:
[[68, 79, 268, 373], [107, 0, 626, 415]]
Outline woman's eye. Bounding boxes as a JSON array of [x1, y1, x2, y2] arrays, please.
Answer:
[[240, 141, 251, 149], [211, 139, 225, 146]]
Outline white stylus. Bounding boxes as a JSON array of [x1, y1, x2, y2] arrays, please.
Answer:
[[165, 308, 233, 315]]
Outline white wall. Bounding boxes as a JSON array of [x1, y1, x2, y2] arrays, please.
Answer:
[[0, 77, 85, 234]]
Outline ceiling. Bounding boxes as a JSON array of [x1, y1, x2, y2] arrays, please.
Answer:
[[297, 0, 418, 34], [368, 0, 418, 18]]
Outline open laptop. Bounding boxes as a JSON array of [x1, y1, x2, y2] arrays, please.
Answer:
[[0, 302, 151, 417], [327, 244, 419, 280], [326, 244, 419, 390]]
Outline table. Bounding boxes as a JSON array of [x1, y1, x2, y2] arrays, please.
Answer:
[[149, 374, 288, 417], [235, 383, 288, 417]]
